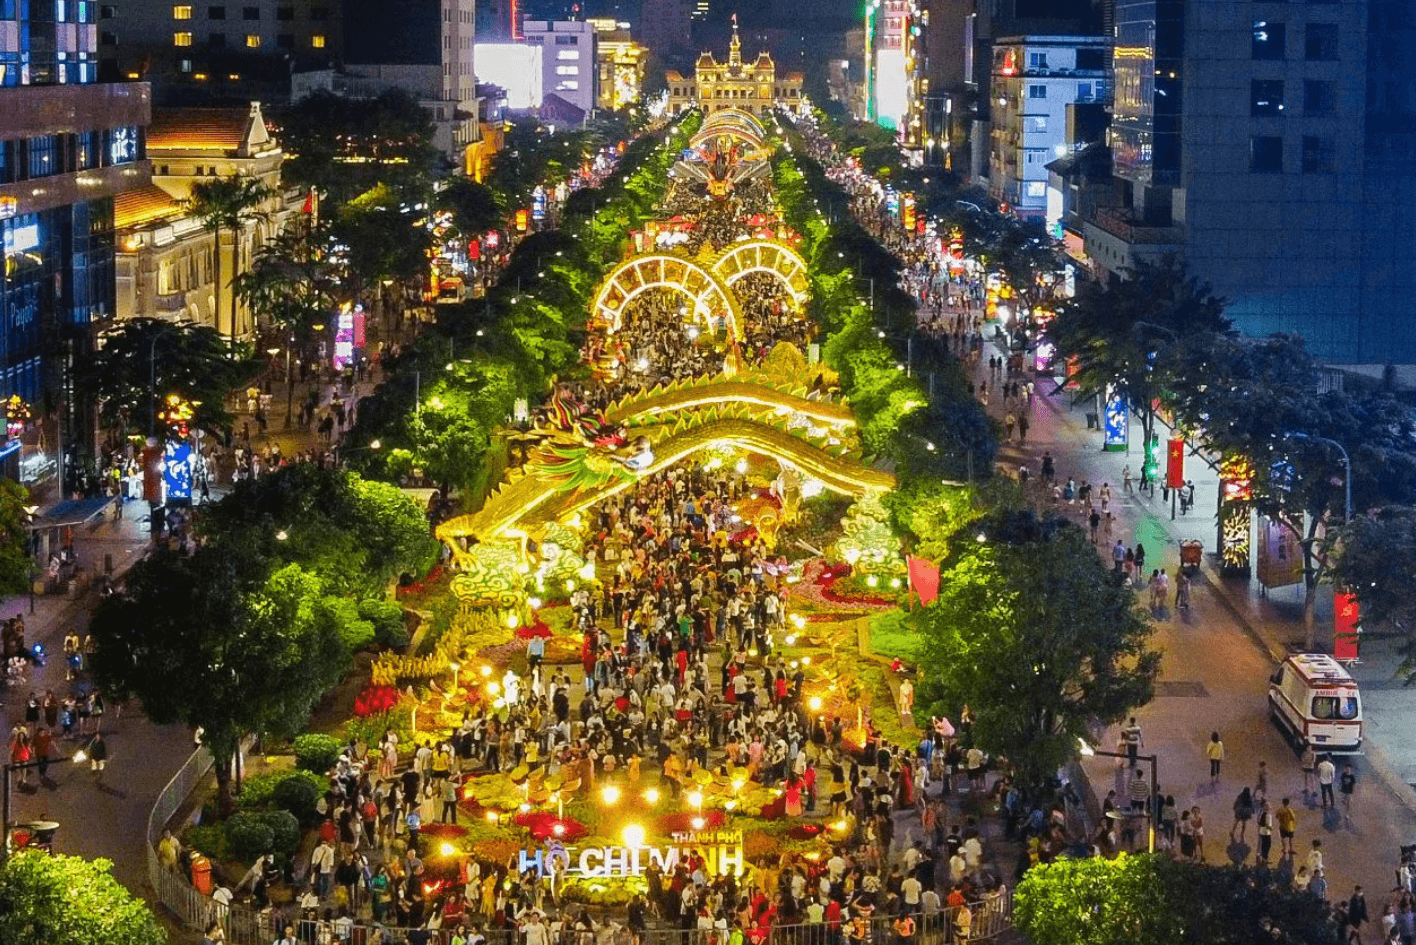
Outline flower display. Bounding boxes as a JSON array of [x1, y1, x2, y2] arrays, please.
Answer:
[[514, 811, 589, 842], [353, 685, 402, 718]]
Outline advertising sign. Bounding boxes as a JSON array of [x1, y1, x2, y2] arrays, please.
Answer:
[[1166, 437, 1186, 490], [1334, 592, 1360, 661], [333, 307, 365, 371], [1103, 386, 1128, 451], [532, 186, 547, 221], [163, 439, 193, 501], [1257, 516, 1304, 589]]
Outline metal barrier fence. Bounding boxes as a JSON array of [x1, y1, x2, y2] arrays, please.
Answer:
[[146, 752, 1011, 945]]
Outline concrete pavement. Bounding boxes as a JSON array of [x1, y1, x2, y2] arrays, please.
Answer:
[[970, 345, 1416, 904]]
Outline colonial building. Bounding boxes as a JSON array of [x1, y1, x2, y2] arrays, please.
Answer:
[[665, 21, 805, 117], [114, 102, 300, 338]]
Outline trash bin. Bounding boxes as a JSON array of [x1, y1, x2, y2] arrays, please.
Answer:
[[191, 854, 212, 895]]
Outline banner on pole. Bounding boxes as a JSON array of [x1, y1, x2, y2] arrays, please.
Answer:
[[907, 555, 940, 605]]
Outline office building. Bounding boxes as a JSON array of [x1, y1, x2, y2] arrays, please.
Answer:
[[524, 19, 597, 118], [1079, 0, 1416, 366], [590, 20, 648, 111], [1, 4, 151, 495], [986, 35, 1109, 223]]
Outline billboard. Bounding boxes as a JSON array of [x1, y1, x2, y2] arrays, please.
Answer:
[[476, 43, 544, 109], [163, 440, 193, 501], [873, 49, 907, 131]]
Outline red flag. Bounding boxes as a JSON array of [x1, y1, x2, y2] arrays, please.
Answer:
[[301, 188, 315, 214], [907, 555, 940, 605]]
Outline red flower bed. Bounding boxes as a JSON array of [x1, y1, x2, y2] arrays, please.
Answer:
[[396, 565, 445, 599], [419, 823, 469, 840], [817, 565, 894, 607], [657, 810, 725, 834], [513, 812, 589, 842], [353, 685, 401, 718], [787, 823, 824, 840], [515, 618, 553, 640]]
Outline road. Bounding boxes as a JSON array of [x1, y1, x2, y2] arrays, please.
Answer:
[[972, 348, 1415, 904]]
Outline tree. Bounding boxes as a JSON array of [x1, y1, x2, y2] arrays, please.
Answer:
[[0, 478, 32, 595], [234, 220, 339, 426], [1014, 854, 1336, 945], [1168, 333, 1416, 644], [188, 174, 273, 346], [1047, 256, 1230, 466], [331, 183, 433, 335], [993, 223, 1067, 324], [914, 510, 1159, 793], [0, 851, 165, 945], [1331, 508, 1416, 678], [78, 317, 254, 435], [441, 175, 505, 240], [89, 551, 349, 813]]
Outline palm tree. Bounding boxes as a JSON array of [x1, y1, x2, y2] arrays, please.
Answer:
[[188, 175, 273, 346]]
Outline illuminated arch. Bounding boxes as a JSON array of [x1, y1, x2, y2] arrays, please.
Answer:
[[436, 416, 893, 555], [711, 239, 811, 308], [690, 108, 767, 151], [591, 253, 744, 341]]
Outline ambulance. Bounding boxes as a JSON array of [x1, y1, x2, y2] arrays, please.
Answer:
[[1268, 653, 1363, 753]]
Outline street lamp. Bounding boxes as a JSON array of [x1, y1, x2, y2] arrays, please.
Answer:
[[1079, 740, 1160, 854], [2, 750, 85, 863], [1289, 432, 1352, 525]]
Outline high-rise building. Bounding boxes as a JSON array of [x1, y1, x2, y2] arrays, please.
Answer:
[[524, 19, 597, 118], [1, 4, 151, 495], [1078, 0, 1416, 366], [477, 0, 520, 41], [986, 35, 1109, 223], [96, 0, 340, 103]]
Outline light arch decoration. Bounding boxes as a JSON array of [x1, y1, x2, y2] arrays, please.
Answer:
[[690, 108, 767, 151], [711, 239, 811, 308], [590, 253, 744, 342]]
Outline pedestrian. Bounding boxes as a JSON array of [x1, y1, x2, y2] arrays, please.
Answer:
[[1301, 745, 1318, 795], [1349, 886, 1369, 945], [1191, 806, 1207, 861], [1017, 414, 1029, 443], [1089, 510, 1101, 544], [1255, 759, 1269, 801], [1112, 539, 1126, 574], [1339, 762, 1356, 814], [1004, 412, 1016, 441], [1128, 767, 1149, 814], [1206, 732, 1225, 780], [87, 730, 108, 781], [1277, 797, 1298, 856], [1123, 464, 1133, 493], [1230, 786, 1254, 842], [1318, 754, 1337, 809], [1256, 799, 1274, 863], [1306, 838, 1325, 877]]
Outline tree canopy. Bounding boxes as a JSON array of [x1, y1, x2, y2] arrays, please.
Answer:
[[1014, 854, 1336, 945], [78, 317, 256, 434], [914, 509, 1159, 791], [0, 852, 165, 945]]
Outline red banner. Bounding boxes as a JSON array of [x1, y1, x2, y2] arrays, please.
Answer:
[[907, 555, 940, 606], [1167, 437, 1186, 490], [1334, 592, 1360, 660]]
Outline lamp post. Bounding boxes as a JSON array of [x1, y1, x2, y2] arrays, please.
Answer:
[[1289, 432, 1352, 526], [1079, 744, 1160, 854], [3, 751, 84, 864]]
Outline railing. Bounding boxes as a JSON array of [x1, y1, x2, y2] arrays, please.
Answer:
[[147, 750, 1011, 944]]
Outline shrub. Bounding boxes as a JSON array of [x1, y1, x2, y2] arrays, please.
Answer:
[[258, 809, 301, 859], [293, 733, 342, 773], [238, 768, 326, 814], [359, 599, 408, 648], [184, 823, 229, 861], [271, 772, 323, 826], [225, 812, 275, 863]]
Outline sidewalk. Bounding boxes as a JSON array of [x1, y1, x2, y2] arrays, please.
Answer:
[[964, 335, 1416, 899]]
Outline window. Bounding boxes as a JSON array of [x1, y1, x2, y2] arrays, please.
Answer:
[[275, 33, 292, 47], [100, 29, 116, 44], [557, 49, 579, 60], [1027, 116, 1047, 132], [1250, 135, 1283, 172], [243, 5, 258, 18], [1027, 51, 1048, 68], [557, 80, 579, 90], [1024, 149, 1047, 164], [1252, 21, 1285, 59], [1077, 81, 1093, 100], [1025, 181, 1046, 198], [554, 35, 577, 45], [1302, 135, 1335, 173], [1251, 80, 1285, 116], [207, 4, 224, 17], [1305, 23, 1337, 60], [1304, 79, 1335, 115], [310, 33, 325, 47], [244, 32, 259, 46], [1028, 84, 1046, 99], [1311, 695, 1358, 720], [179, 58, 192, 71], [276, 4, 292, 17], [173, 30, 193, 44], [555, 65, 579, 75], [172, 3, 191, 17], [526, 35, 543, 43], [207, 31, 225, 46], [100, 3, 116, 16]]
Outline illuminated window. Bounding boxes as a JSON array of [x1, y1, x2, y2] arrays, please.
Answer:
[[173, 30, 193, 45], [555, 65, 578, 75], [245, 33, 260, 46], [172, 4, 192, 17], [1025, 181, 1046, 198], [311, 33, 325, 48], [557, 80, 579, 90], [557, 49, 579, 60]]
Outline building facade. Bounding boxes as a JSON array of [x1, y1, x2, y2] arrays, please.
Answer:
[[590, 22, 647, 112], [114, 102, 298, 338], [1, 6, 151, 495], [1079, 0, 1416, 366], [986, 35, 1109, 223], [665, 21, 805, 117], [523, 19, 597, 118]]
